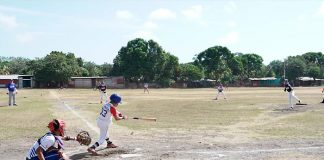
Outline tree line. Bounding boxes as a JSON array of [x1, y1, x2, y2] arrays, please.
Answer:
[[1, 38, 323, 87]]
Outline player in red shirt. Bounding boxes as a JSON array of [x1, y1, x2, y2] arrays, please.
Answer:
[[321, 87, 324, 103]]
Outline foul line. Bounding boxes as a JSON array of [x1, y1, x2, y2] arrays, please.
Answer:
[[50, 91, 99, 134]]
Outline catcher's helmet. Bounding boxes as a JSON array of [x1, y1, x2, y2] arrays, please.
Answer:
[[110, 94, 122, 104], [48, 119, 65, 136]]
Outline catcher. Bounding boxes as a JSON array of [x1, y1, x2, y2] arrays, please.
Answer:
[[87, 93, 127, 156], [26, 119, 91, 160]]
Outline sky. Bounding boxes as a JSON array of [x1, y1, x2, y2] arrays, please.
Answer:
[[0, 0, 324, 65]]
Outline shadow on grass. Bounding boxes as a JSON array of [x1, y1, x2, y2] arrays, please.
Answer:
[[0, 104, 9, 107]]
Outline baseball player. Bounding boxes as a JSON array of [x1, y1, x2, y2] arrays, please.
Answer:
[[321, 87, 324, 103], [144, 83, 149, 94], [87, 94, 128, 156], [98, 82, 108, 103], [284, 79, 301, 109], [7, 79, 18, 106], [215, 83, 227, 100], [26, 119, 77, 160]]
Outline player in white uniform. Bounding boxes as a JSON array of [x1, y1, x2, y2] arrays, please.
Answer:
[[215, 83, 227, 100], [98, 82, 108, 103], [87, 94, 128, 155], [144, 83, 149, 94], [284, 79, 301, 109], [26, 119, 77, 160]]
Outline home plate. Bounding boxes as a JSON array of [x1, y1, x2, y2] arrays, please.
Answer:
[[120, 154, 142, 158], [217, 154, 226, 157]]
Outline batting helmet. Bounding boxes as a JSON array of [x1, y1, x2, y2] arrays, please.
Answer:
[[48, 119, 65, 136], [110, 94, 122, 104]]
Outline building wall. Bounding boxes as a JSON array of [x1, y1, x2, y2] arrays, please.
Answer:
[[70, 76, 125, 88], [250, 78, 281, 87], [0, 79, 18, 88]]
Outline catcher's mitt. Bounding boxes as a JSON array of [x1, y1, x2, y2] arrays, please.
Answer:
[[76, 131, 91, 146]]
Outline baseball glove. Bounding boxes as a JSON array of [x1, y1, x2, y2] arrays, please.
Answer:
[[76, 131, 91, 146]]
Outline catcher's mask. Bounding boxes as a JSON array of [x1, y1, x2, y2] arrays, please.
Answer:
[[48, 119, 65, 136], [110, 94, 122, 104]]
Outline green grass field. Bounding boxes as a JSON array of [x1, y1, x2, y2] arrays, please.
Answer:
[[1, 87, 324, 139], [1, 87, 324, 159]]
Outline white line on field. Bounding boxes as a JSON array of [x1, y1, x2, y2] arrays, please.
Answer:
[[50, 91, 99, 134], [180, 145, 324, 155]]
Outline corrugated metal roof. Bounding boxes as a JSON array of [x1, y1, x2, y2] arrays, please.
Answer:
[[0, 75, 19, 79], [298, 77, 324, 81], [71, 76, 108, 79], [249, 77, 277, 81]]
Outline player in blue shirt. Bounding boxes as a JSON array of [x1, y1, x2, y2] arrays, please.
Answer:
[[7, 79, 18, 106]]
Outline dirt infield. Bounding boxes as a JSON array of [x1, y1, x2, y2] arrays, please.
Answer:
[[1, 87, 324, 159]]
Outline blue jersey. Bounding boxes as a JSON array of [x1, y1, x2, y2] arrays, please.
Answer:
[[7, 82, 16, 92]]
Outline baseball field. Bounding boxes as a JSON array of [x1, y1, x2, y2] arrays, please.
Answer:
[[1, 87, 324, 160]]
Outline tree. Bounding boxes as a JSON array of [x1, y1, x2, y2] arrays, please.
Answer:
[[7, 57, 31, 74], [285, 56, 306, 82], [111, 38, 179, 86], [227, 56, 243, 76], [178, 63, 203, 82], [302, 52, 323, 64], [155, 53, 179, 86], [83, 62, 101, 76], [307, 65, 320, 80], [100, 63, 113, 76], [31, 51, 82, 87], [144, 40, 166, 82], [301, 52, 324, 78], [0, 65, 10, 75], [238, 53, 263, 78], [194, 46, 234, 81], [268, 60, 284, 78], [111, 38, 148, 82], [0, 57, 10, 74]]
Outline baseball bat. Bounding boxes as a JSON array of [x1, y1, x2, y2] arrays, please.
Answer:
[[133, 117, 157, 122]]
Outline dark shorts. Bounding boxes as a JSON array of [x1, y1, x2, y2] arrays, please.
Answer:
[[26, 150, 61, 160]]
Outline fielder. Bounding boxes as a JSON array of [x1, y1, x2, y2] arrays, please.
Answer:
[[7, 79, 18, 106], [26, 119, 78, 160], [98, 82, 108, 104], [284, 79, 301, 109], [215, 83, 227, 100], [87, 94, 128, 156], [144, 83, 149, 94]]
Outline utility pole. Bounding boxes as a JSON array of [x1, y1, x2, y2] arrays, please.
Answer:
[[283, 59, 286, 80]]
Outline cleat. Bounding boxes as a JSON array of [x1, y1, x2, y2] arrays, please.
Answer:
[[107, 142, 117, 148], [87, 148, 99, 156]]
